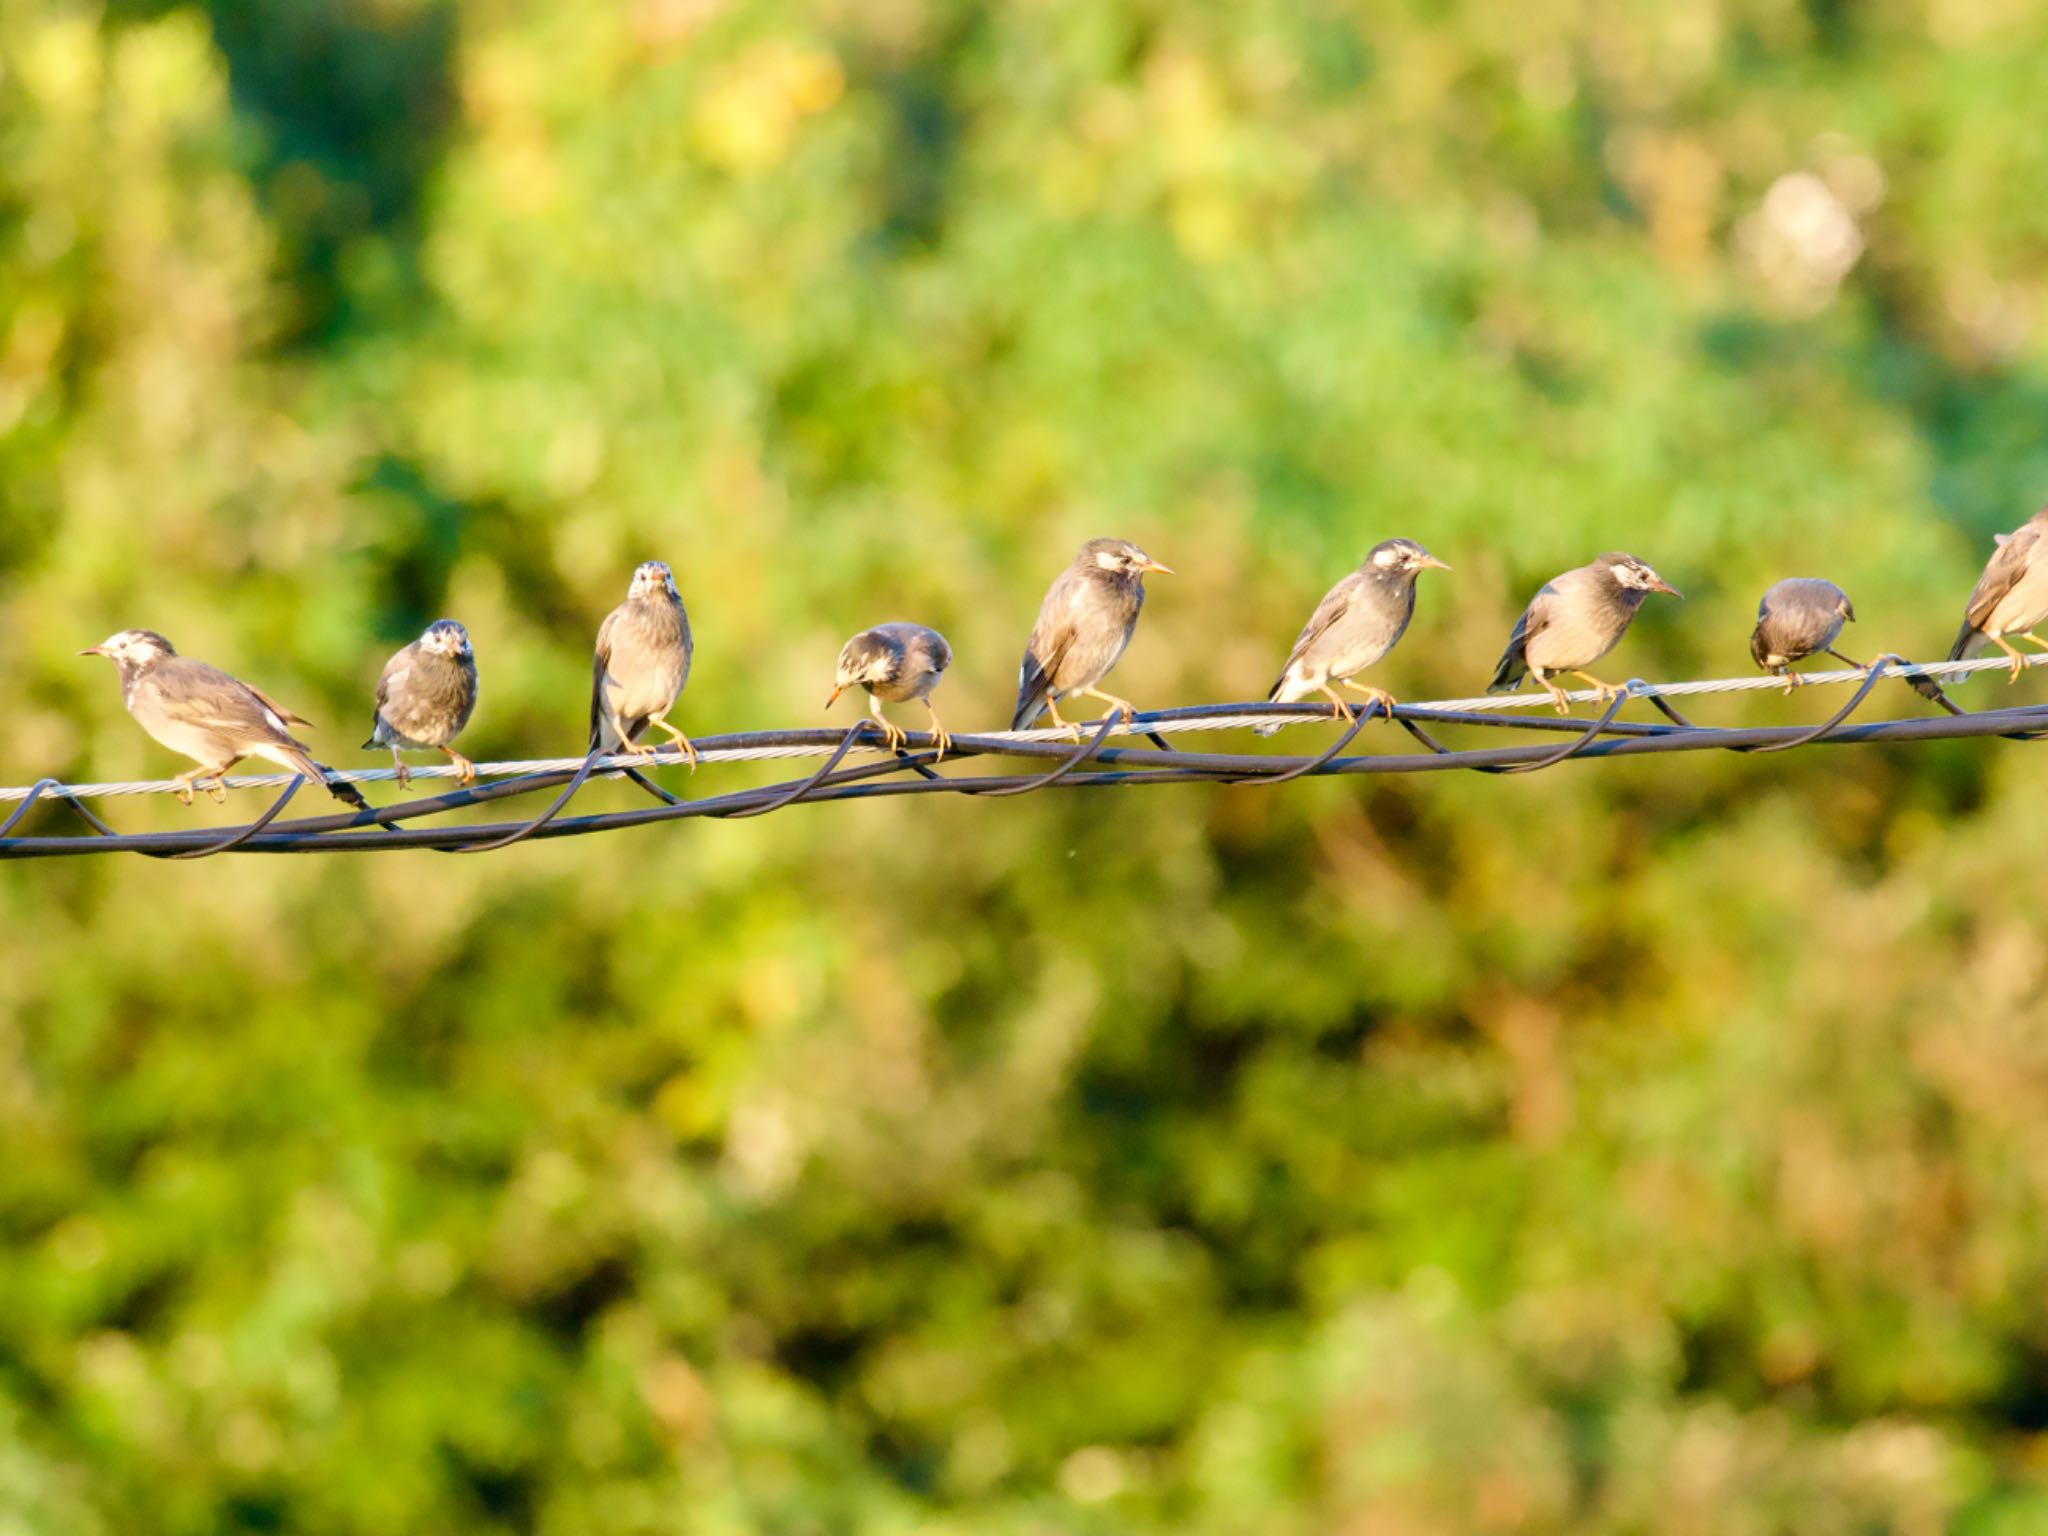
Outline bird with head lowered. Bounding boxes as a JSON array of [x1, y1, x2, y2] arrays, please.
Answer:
[[827, 622, 954, 759], [1750, 578, 1858, 693]]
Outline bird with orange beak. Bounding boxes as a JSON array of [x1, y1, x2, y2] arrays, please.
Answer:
[[827, 622, 953, 758], [1258, 538, 1451, 734], [1488, 552, 1682, 713], [1011, 537, 1173, 736], [81, 629, 370, 808]]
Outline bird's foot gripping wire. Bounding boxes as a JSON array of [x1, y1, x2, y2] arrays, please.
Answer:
[[173, 768, 230, 806], [649, 719, 699, 770], [1342, 681, 1398, 719]]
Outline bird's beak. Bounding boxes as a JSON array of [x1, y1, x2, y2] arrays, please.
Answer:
[[1139, 559, 1175, 576], [825, 685, 845, 708], [1652, 579, 1682, 598], [1420, 555, 1452, 572], [78, 645, 106, 658]]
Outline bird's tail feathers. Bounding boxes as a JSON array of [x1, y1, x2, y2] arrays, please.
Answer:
[[280, 743, 369, 810], [1255, 670, 1306, 737], [1913, 623, 1984, 700], [1486, 651, 1527, 695]]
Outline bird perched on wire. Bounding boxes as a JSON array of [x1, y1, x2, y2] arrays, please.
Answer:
[[80, 629, 370, 809], [1916, 506, 2048, 695], [1011, 537, 1173, 736], [1750, 578, 1859, 693], [827, 622, 954, 759], [1256, 539, 1450, 737], [363, 619, 479, 787], [590, 560, 695, 768], [1487, 552, 1681, 713]]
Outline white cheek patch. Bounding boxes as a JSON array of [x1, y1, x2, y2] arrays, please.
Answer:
[[1372, 550, 1398, 567]]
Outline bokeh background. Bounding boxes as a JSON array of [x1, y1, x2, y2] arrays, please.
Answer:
[[6, 0, 2048, 1530]]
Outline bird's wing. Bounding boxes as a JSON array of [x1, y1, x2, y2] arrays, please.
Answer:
[[1963, 521, 2047, 632], [1270, 574, 1361, 695], [1012, 571, 1079, 729], [1487, 589, 1552, 692], [244, 680, 314, 729], [153, 660, 305, 743], [372, 645, 414, 719], [589, 607, 620, 748]]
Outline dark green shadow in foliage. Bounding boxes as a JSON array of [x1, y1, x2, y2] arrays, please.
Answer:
[[106, 0, 455, 348]]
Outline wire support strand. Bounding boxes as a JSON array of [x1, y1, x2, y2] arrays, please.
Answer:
[[8, 651, 2048, 858]]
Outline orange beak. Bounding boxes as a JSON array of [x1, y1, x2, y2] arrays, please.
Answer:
[[79, 645, 107, 658], [825, 685, 846, 708], [1139, 559, 1175, 576], [1651, 579, 1682, 598], [1419, 554, 1452, 572]]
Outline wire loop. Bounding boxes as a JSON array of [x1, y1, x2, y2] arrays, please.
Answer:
[[10, 661, 2048, 859]]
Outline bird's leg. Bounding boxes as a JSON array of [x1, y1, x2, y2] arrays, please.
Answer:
[[922, 700, 952, 762], [391, 746, 411, 789], [1778, 667, 1802, 697], [1570, 671, 1623, 701], [1341, 679, 1397, 719], [1532, 669, 1572, 715], [1042, 695, 1082, 742], [1076, 685, 1137, 723], [440, 746, 475, 786], [647, 716, 699, 770], [1991, 635, 2028, 683], [1315, 682, 1357, 722], [866, 695, 907, 753], [171, 767, 206, 807], [2018, 631, 2048, 653], [1824, 648, 1864, 669], [197, 761, 237, 804]]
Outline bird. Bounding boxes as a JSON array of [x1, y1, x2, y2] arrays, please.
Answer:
[[827, 622, 954, 759], [1487, 552, 1681, 713], [590, 560, 695, 768], [362, 619, 480, 787], [1011, 537, 1173, 736], [80, 629, 370, 809], [1920, 506, 2048, 691], [1750, 578, 1859, 693], [1256, 538, 1450, 736]]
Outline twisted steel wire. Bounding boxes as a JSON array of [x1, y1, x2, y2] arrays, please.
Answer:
[[2, 652, 2041, 860]]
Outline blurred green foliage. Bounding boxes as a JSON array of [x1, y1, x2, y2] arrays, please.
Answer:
[[6, 0, 2048, 1530]]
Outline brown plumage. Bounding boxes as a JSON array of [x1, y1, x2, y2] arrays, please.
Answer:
[[80, 629, 370, 809], [827, 622, 954, 758], [590, 561, 696, 767], [1487, 552, 1681, 713], [1012, 538, 1173, 735], [1750, 578, 1858, 692], [1922, 507, 2048, 691]]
